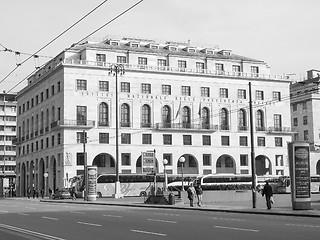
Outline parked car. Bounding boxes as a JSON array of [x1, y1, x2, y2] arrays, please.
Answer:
[[53, 188, 71, 199]]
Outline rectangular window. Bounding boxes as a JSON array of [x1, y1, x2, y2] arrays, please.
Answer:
[[215, 63, 224, 73], [240, 154, 248, 166], [121, 133, 131, 144], [302, 101, 307, 109], [273, 91, 281, 101], [292, 103, 297, 111], [201, 87, 210, 97], [274, 114, 282, 130], [163, 134, 172, 145], [257, 137, 265, 146], [57, 133, 61, 145], [251, 66, 259, 77], [76, 106, 87, 125], [304, 130, 308, 141], [239, 136, 248, 146], [256, 90, 264, 100], [220, 88, 228, 98], [57, 81, 61, 92], [275, 137, 283, 147], [141, 83, 151, 94], [96, 54, 106, 66], [76, 79, 87, 90], [157, 59, 167, 68], [303, 116, 308, 125], [99, 81, 109, 91], [77, 132, 87, 143], [41, 139, 43, 149], [202, 135, 211, 145], [238, 89, 246, 99], [221, 136, 230, 146], [99, 133, 109, 144], [138, 57, 147, 66], [121, 153, 131, 166], [163, 153, 172, 166], [77, 153, 84, 166], [178, 60, 187, 70], [203, 154, 211, 166], [121, 82, 130, 93], [117, 56, 127, 64], [41, 92, 44, 102], [275, 155, 284, 166], [293, 118, 298, 126], [142, 134, 152, 144], [183, 135, 192, 145], [196, 62, 205, 72], [51, 135, 55, 147], [51, 85, 55, 96], [46, 89, 49, 99], [232, 65, 241, 76], [294, 133, 299, 141], [182, 86, 191, 96], [162, 85, 171, 95], [46, 137, 49, 148]]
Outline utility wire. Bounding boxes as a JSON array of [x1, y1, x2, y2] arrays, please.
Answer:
[[5, 0, 144, 94], [0, 0, 111, 86]]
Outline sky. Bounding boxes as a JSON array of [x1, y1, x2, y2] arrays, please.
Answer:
[[1, 0, 320, 93]]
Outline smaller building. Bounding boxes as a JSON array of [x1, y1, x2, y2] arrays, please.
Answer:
[[290, 69, 320, 174], [0, 92, 17, 196]]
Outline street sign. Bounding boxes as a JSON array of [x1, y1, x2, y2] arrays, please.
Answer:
[[44, 173, 48, 178], [142, 151, 155, 174]]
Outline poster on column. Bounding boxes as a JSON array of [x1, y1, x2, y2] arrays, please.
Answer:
[[86, 166, 97, 201], [142, 151, 155, 174]]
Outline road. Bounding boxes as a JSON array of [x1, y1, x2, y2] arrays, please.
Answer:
[[0, 198, 320, 240]]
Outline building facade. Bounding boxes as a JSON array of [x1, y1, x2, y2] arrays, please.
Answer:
[[290, 69, 320, 175], [0, 92, 17, 196], [15, 37, 292, 196]]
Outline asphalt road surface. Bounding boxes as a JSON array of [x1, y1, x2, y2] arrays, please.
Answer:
[[1, 198, 320, 240]]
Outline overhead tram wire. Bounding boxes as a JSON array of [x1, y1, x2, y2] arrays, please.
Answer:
[[0, 0, 111, 86], [5, 0, 144, 95]]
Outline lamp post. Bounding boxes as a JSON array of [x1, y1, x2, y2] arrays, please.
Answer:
[[162, 159, 168, 194], [109, 64, 124, 199], [179, 156, 185, 191], [249, 82, 256, 208]]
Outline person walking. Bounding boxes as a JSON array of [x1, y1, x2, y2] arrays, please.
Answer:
[[27, 187, 31, 199], [262, 181, 273, 210], [40, 189, 44, 199], [195, 184, 203, 207], [187, 183, 196, 207], [48, 187, 53, 199]]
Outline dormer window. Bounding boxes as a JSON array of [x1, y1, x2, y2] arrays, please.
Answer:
[[111, 41, 119, 46], [131, 43, 139, 48], [169, 46, 177, 51], [201, 48, 214, 55], [218, 50, 232, 56], [151, 45, 159, 50]]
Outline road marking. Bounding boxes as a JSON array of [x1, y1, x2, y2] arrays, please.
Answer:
[[25, 207, 36, 210], [77, 222, 101, 227], [209, 217, 245, 222], [131, 229, 167, 236], [154, 213, 180, 216], [0, 210, 9, 213], [286, 223, 320, 228], [214, 225, 259, 232], [103, 214, 123, 218], [17, 213, 29, 216], [70, 211, 86, 214], [0, 223, 66, 240], [148, 219, 177, 224], [42, 216, 59, 221]]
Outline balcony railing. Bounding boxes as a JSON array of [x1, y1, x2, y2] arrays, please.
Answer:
[[35, 131, 38, 137], [266, 127, 294, 134], [155, 123, 218, 131], [141, 122, 152, 128], [120, 122, 131, 127], [40, 128, 44, 135], [238, 126, 248, 131], [45, 127, 49, 133], [256, 126, 266, 132], [220, 125, 230, 131], [51, 119, 95, 129], [98, 121, 109, 127]]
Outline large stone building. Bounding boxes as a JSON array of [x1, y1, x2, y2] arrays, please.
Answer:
[[0, 92, 17, 196], [290, 69, 320, 174], [15, 37, 293, 196]]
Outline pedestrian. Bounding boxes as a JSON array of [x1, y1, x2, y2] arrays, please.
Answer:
[[48, 187, 52, 199], [195, 184, 203, 207], [262, 181, 273, 210], [40, 189, 44, 198], [186, 183, 196, 207], [35, 188, 39, 198], [27, 187, 31, 199]]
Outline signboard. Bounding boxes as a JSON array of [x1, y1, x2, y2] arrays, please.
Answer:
[[86, 166, 97, 201], [142, 151, 155, 174], [288, 142, 311, 210]]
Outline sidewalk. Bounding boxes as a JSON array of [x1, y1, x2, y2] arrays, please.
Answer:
[[39, 193, 320, 218]]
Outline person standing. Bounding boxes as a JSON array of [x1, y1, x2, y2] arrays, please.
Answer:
[[262, 181, 273, 210], [187, 183, 196, 207], [27, 187, 31, 199], [40, 189, 44, 199], [48, 187, 53, 199], [195, 185, 203, 207]]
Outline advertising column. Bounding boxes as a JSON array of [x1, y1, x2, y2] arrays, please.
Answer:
[[86, 166, 97, 201], [288, 142, 311, 210]]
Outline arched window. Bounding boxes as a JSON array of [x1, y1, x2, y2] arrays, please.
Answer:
[[256, 110, 264, 131], [26, 118, 29, 136], [162, 105, 171, 128], [35, 114, 39, 134], [46, 109, 49, 129], [31, 116, 34, 135], [40, 111, 44, 131], [220, 108, 229, 130], [202, 107, 210, 129], [51, 106, 55, 124], [99, 102, 109, 126], [182, 106, 191, 128], [121, 103, 130, 127], [239, 109, 247, 130], [141, 104, 151, 128]]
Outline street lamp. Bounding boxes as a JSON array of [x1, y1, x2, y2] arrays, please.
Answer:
[[109, 64, 125, 199], [179, 156, 185, 191], [163, 159, 168, 193]]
